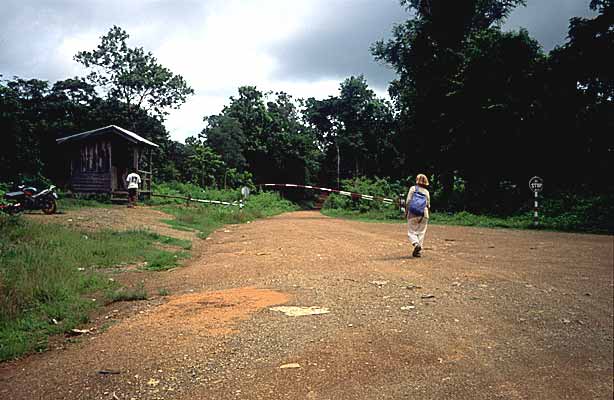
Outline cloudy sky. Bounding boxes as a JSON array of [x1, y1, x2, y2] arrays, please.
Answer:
[[0, 0, 595, 142]]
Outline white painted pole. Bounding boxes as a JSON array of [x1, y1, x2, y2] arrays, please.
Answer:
[[534, 191, 539, 227]]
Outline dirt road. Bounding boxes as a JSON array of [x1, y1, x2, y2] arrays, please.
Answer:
[[1, 210, 612, 399]]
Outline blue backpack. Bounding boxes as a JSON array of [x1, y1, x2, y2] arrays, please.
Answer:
[[408, 186, 427, 216]]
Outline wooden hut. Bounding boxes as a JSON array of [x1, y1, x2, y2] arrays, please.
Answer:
[[56, 125, 158, 198]]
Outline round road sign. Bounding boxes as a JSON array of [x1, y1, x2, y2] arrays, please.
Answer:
[[529, 176, 544, 193]]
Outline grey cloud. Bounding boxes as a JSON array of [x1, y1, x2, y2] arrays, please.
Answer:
[[269, 0, 596, 91], [504, 0, 596, 52], [268, 0, 408, 91], [0, 0, 210, 81], [0, 0, 598, 91]]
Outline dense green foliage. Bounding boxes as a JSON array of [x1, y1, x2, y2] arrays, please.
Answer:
[[322, 177, 613, 234], [1, 1, 612, 216], [202, 88, 321, 186], [371, 0, 612, 209]]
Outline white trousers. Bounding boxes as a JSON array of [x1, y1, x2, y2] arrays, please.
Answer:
[[407, 216, 428, 247]]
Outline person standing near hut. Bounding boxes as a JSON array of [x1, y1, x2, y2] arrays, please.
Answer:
[[405, 174, 431, 257], [126, 169, 142, 208]]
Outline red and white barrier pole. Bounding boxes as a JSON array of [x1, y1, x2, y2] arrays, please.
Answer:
[[261, 183, 397, 206]]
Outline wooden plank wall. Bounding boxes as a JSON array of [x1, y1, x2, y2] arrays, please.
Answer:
[[71, 140, 112, 192], [71, 172, 111, 193], [77, 141, 111, 173]]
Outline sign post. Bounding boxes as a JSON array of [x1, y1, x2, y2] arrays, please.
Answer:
[[529, 176, 544, 227], [240, 186, 250, 211]]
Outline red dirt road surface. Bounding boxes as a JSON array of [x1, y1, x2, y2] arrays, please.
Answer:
[[1, 210, 612, 399]]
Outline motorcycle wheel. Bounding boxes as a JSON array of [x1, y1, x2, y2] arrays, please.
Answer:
[[42, 198, 57, 215], [5, 204, 23, 215]]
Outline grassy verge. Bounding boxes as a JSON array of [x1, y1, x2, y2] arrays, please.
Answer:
[[0, 215, 191, 361], [429, 211, 533, 229], [321, 208, 402, 223], [322, 206, 536, 229], [155, 191, 299, 238], [106, 282, 148, 302], [321, 208, 612, 234]]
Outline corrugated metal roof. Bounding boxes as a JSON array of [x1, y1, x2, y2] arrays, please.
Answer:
[[56, 125, 159, 147]]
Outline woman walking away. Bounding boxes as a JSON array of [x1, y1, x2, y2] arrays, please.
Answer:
[[406, 174, 431, 257]]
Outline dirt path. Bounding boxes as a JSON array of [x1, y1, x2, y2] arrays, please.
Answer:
[[1, 210, 612, 399], [26, 205, 196, 241]]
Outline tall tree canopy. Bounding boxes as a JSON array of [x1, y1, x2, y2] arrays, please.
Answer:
[[75, 26, 194, 119], [201, 87, 321, 185], [372, 0, 533, 207], [304, 76, 398, 187]]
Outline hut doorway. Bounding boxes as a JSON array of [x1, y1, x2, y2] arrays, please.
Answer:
[[111, 144, 132, 191]]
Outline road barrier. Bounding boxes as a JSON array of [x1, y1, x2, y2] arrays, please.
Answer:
[[261, 183, 401, 208], [151, 193, 243, 208]]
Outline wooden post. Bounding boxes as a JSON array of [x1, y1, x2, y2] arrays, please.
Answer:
[[108, 141, 113, 192], [133, 147, 139, 170], [149, 148, 153, 192]]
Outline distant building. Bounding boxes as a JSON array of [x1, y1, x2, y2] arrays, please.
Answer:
[[56, 125, 157, 198]]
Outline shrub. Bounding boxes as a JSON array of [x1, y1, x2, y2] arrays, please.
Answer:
[[149, 181, 250, 205], [322, 177, 405, 217]]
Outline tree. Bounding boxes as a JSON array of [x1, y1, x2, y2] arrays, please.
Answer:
[[0, 79, 46, 182], [372, 0, 527, 207], [75, 26, 194, 119], [202, 114, 246, 171], [452, 28, 546, 211], [537, 1, 614, 192], [202, 87, 320, 186], [184, 136, 225, 187], [304, 76, 398, 187]]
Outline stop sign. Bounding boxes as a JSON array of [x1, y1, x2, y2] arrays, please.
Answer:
[[529, 176, 544, 193]]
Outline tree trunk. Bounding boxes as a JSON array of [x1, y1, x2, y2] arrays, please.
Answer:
[[336, 141, 341, 189], [440, 170, 454, 210]]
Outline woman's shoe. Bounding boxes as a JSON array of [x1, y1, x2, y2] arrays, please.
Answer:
[[412, 244, 422, 257]]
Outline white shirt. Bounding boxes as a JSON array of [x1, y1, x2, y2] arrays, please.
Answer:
[[126, 173, 142, 189]]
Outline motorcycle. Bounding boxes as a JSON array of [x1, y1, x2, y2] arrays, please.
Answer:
[[0, 184, 58, 215]]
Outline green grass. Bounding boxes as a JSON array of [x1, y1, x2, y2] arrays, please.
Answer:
[[322, 207, 612, 234], [158, 191, 298, 238], [322, 207, 535, 229], [321, 208, 403, 223], [0, 215, 192, 361], [145, 250, 191, 271], [146, 232, 192, 250], [429, 211, 533, 229], [106, 282, 148, 303]]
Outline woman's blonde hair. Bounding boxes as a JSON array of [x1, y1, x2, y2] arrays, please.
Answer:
[[416, 174, 429, 187]]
